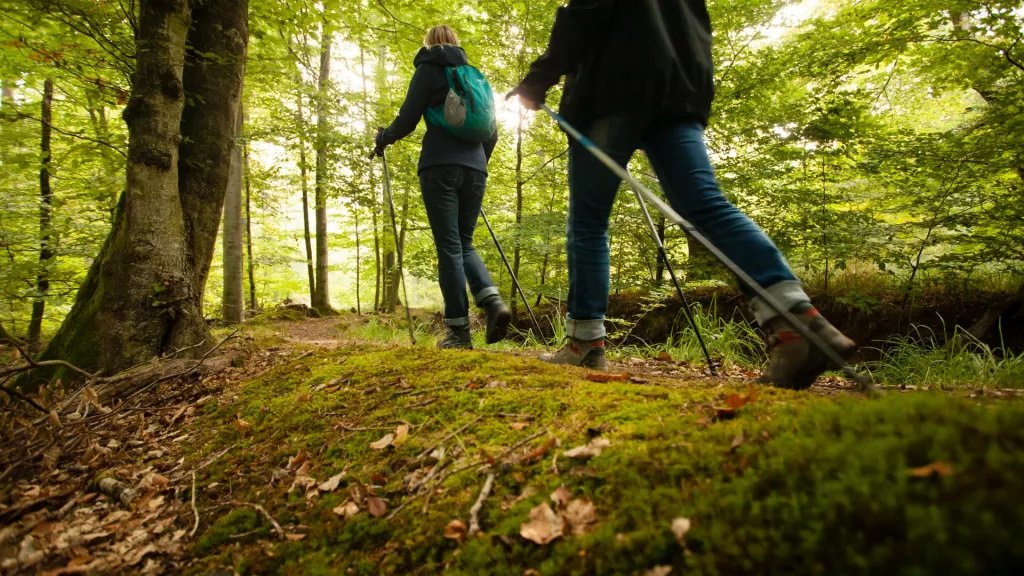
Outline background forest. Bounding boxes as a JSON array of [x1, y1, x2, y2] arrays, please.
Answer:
[[1, 0, 1022, 348]]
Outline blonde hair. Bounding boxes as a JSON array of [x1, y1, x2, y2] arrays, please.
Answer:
[[424, 25, 460, 48]]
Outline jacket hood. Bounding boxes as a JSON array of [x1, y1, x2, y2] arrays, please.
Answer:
[[414, 45, 469, 67]]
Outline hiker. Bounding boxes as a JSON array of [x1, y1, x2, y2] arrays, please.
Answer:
[[508, 0, 856, 389], [374, 25, 511, 349]]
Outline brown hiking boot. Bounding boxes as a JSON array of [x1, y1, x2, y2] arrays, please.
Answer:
[[540, 338, 607, 370], [761, 307, 856, 390]]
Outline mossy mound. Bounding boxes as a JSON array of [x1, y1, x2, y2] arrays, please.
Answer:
[[183, 342, 1024, 575]]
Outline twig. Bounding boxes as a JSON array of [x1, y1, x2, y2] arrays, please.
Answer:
[[234, 501, 286, 540], [0, 383, 49, 414], [391, 385, 448, 398], [189, 471, 200, 538], [499, 428, 549, 463], [496, 413, 535, 421], [415, 415, 481, 461], [375, 0, 425, 32], [552, 451, 560, 475], [173, 444, 235, 483], [0, 438, 57, 483], [467, 472, 495, 537]]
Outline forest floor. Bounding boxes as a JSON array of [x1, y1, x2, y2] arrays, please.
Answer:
[[3, 313, 1024, 575]]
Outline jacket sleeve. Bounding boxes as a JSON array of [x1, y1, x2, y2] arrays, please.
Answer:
[[379, 66, 431, 146], [484, 124, 499, 162], [523, 0, 617, 89]]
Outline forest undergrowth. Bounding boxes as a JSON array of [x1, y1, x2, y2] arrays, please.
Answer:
[[5, 311, 1023, 575]]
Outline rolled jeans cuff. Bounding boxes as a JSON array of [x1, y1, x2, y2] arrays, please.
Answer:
[[749, 280, 811, 326], [445, 316, 470, 327], [566, 315, 605, 341], [474, 286, 500, 307]]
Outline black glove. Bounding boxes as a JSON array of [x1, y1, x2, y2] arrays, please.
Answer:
[[506, 76, 548, 111], [371, 127, 386, 158]]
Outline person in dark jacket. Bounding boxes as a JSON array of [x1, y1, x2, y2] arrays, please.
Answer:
[[508, 0, 857, 389], [375, 25, 511, 349]]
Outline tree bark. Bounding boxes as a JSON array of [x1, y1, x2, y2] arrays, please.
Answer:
[[222, 104, 245, 325], [29, 0, 249, 384], [312, 24, 333, 314], [511, 101, 524, 323], [355, 209, 361, 314], [654, 214, 666, 285], [244, 144, 257, 312], [28, 78, 54, 353], [297, 92, 316, 305]]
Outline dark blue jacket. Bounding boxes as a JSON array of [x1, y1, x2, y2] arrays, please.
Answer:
[[378, 45, 499, 174]]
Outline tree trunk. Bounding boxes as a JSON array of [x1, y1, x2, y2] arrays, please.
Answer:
[[355, 209, 361, 314], [28, 78, 54, 353], [654, 214, 666, 285], [387, 193, 410, 311], [244, 144, 257, 312], [0, 321, 17, 344], [312, 26, 333, 314], [222, 104, 245, 325], [511, 101, 524, 323], [29, 0, 248, 384], [297, 92, 316, 305]]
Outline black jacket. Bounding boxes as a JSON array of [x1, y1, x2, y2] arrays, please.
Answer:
[[523, 0, 715, 127], [378, 45, 499, 174]]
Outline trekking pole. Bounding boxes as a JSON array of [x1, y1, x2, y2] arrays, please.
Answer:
[[370, 140, 416, 345], [479, 208, 546, 342], [627, 170, 718, 376], [540, 105, 870, 390]]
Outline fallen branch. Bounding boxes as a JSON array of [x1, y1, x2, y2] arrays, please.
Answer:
[[95, 476, 139, 508], [234, 501, 286, 540], [467, 472, 495, 537], [0, 383, 49, 414], [189, 471, 200, 538], [172, 444, 235, 483]]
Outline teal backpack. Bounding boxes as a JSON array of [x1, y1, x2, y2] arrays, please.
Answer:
[[425, 65, 496, 143]]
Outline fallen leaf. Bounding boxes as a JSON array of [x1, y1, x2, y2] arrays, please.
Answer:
[[236, 418, 251, 437], [486, 380, 508, 389], [586, 372, 630, 383], [511, 422, 529, 431], [333, 501, 360, 519], [725, 387, 758, 410], [645, 567, 673, 576], [671, 517, 691, 544], [563, 498, 597, 534], [550, 486, 571, 509], [288, 462, 317, 494], [729, 433, 745, 452], [287, 451, 306, 471], [43, 445, 61, 471], [908, 461, 954, 478], [656, 351, 673, 362], [521, 436, 558, 464], [629, 376, 649, 384], [370, 473, 388, 485], [563, 437, 611, 460], [318, 472, 346, 493], [285, 533, 307, 541], [393, 424, 410, 446], [520, 503, 563, 545], [147, 495, 165, 510], [524, 570, 542, 576], [370, 433, 395, 451], [48, 410, 62, 429], [443, 519, 467, 541], [366, 496, 387, 517]]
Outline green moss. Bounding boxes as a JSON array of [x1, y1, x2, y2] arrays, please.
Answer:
[[194, 508, 267, 556], [184, 341, 1024, 575]]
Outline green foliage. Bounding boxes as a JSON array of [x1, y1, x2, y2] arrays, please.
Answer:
[[195, 508, 267, 556]]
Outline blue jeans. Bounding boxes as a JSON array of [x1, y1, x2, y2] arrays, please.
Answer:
[[566, 114, 810, 340], [419, 165, 499, 327]]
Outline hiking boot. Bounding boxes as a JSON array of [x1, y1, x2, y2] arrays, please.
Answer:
[[760, 306, 856, 390], [438, 326, 472, 350], [540, 338, 607, 370], [484, 299, 512, 344]]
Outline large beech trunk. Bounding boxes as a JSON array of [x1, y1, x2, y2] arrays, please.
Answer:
[[28, 0, 249, 385]]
